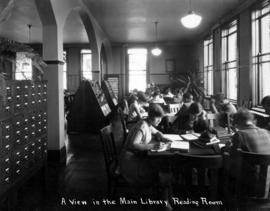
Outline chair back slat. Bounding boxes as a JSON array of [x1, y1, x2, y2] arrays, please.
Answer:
[[206, 113, 218, 128], [168, 104, 181, 114], [238, 150, 270, 199], [100, 124, 118, 178], [176, 154, 223, 199], [118, 107, 128, 143]]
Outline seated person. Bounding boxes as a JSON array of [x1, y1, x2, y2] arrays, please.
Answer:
[[210, 93, 237, 114], [137, 91, 149, 108], [120, 104, 172, 208], [163, 87, 174, 98], [173, 102, 208, 134], [176, 92, 194, 116], [184, 102, 208, 133], [261, 95, 270, 130], [173, 88, 184, 104], [226, 109, 270, 191], [150, 90, 166, 105], [127, 94, 146, 122]]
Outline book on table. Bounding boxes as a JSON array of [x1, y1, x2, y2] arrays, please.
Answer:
[[162, 134, 189, 152], [163, 134, 183, 142], [180, 133, 198, 141]]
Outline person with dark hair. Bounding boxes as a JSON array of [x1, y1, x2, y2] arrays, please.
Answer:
[[172, 102, 208, 134], [137, 91, 149, 108], [120, 104, 172, 209], [261, 95, 270, 130], [185, 102, 208, 133], [150, 90, 166, 104], [226, 109, 270, 192], [163, 87, 174, 98], [127, 94, 146, 122], [229, 108, 270, 154], [261, 96, 270, 114], [210, 93, 237, 114]]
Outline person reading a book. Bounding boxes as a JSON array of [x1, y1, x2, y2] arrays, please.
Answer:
[[261, 95, 270, 130], [176, 102, 208, 134], [120, 104, 173, 210], [226, 109, 270, 191]]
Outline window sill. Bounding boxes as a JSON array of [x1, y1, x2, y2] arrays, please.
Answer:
[[249, 107, 269, 118]]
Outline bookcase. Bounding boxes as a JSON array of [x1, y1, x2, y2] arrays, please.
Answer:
[[0, 80, 47, 198], [101, 80, 118, 111], [67, 80, 111, 133]]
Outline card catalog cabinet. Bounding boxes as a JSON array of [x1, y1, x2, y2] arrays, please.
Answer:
[[0, 80, 47, 197]]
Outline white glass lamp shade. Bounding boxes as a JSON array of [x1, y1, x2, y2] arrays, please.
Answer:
[[181, 11, 202, 29], [151, 47, 162, 56]]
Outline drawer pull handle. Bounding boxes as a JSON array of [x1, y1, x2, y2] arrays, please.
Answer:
[[24, 155, 28, 159], [16, 131, 20, 134], [24, 136, 28, 139], [5, 145, 10, 149], [5, 168, 9, 173], [16, 170, 20, 174], [5, 135, 10, 139], [5, 178, 9, 182], [16, 139, 20, 143], [31, 151, 35, 155], [16, 152, 20, 156], [5, 125, 10, 130], [25, 147, 28, 150], [5, 158, 9, 162], [16, 161, 20, 165]]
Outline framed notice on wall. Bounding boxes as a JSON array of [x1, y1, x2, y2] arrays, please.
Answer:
[[165, 59, 175, 72]]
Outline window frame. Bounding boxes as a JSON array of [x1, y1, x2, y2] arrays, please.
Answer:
[[127, 48, 148, 92], [203, 35, 214, 96], [221, 19, 239, 102], [80, 49, 92, 81], [252, 0, 270, 106]]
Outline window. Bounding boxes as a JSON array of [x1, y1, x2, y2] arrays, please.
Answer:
[[252, 1, 270, 105], [128, 48, 147, 92], [81, 49, 92, 80], [15, 52, 32, 80], [221, 20, 238, 101], [63, 51, 67, 90], [204, 36, 214, 95]]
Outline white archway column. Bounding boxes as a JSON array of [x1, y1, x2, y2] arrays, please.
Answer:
[[35, 0, 65, 162], [43, 26, 65, 161]]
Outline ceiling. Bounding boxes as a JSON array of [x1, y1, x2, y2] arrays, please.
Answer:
[[0, 0, 242, 44]]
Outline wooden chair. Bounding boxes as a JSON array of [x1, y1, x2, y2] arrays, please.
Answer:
[[117, 107, 129, 145], [234, 149, 270, 208], [100, 124, 123, 197], [174, 154, 224, 200], [168, 103, 181, 114], [100, 124, 158, 199], [206, 112, 218, 128]]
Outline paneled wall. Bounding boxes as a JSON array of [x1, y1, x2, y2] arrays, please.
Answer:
[[111, 43, 194, 98]]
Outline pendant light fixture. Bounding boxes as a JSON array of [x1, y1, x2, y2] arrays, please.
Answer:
[[181, 0, 202, 29], [151, 21, 162, 56], [28, 24, 32, 43]]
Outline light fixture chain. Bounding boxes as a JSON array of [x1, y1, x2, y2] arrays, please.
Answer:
[[28, 24, 32, 43]]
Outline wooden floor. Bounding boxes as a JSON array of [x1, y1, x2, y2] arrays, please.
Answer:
[[11, 114, 268, 211]]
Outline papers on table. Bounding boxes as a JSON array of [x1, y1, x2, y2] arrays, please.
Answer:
[[163, 134, 183, 141], [218, 143, 226, 148], [170, 141, 189, 152], [181, 133, 198, 141], [163, 134, 189, 152]]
